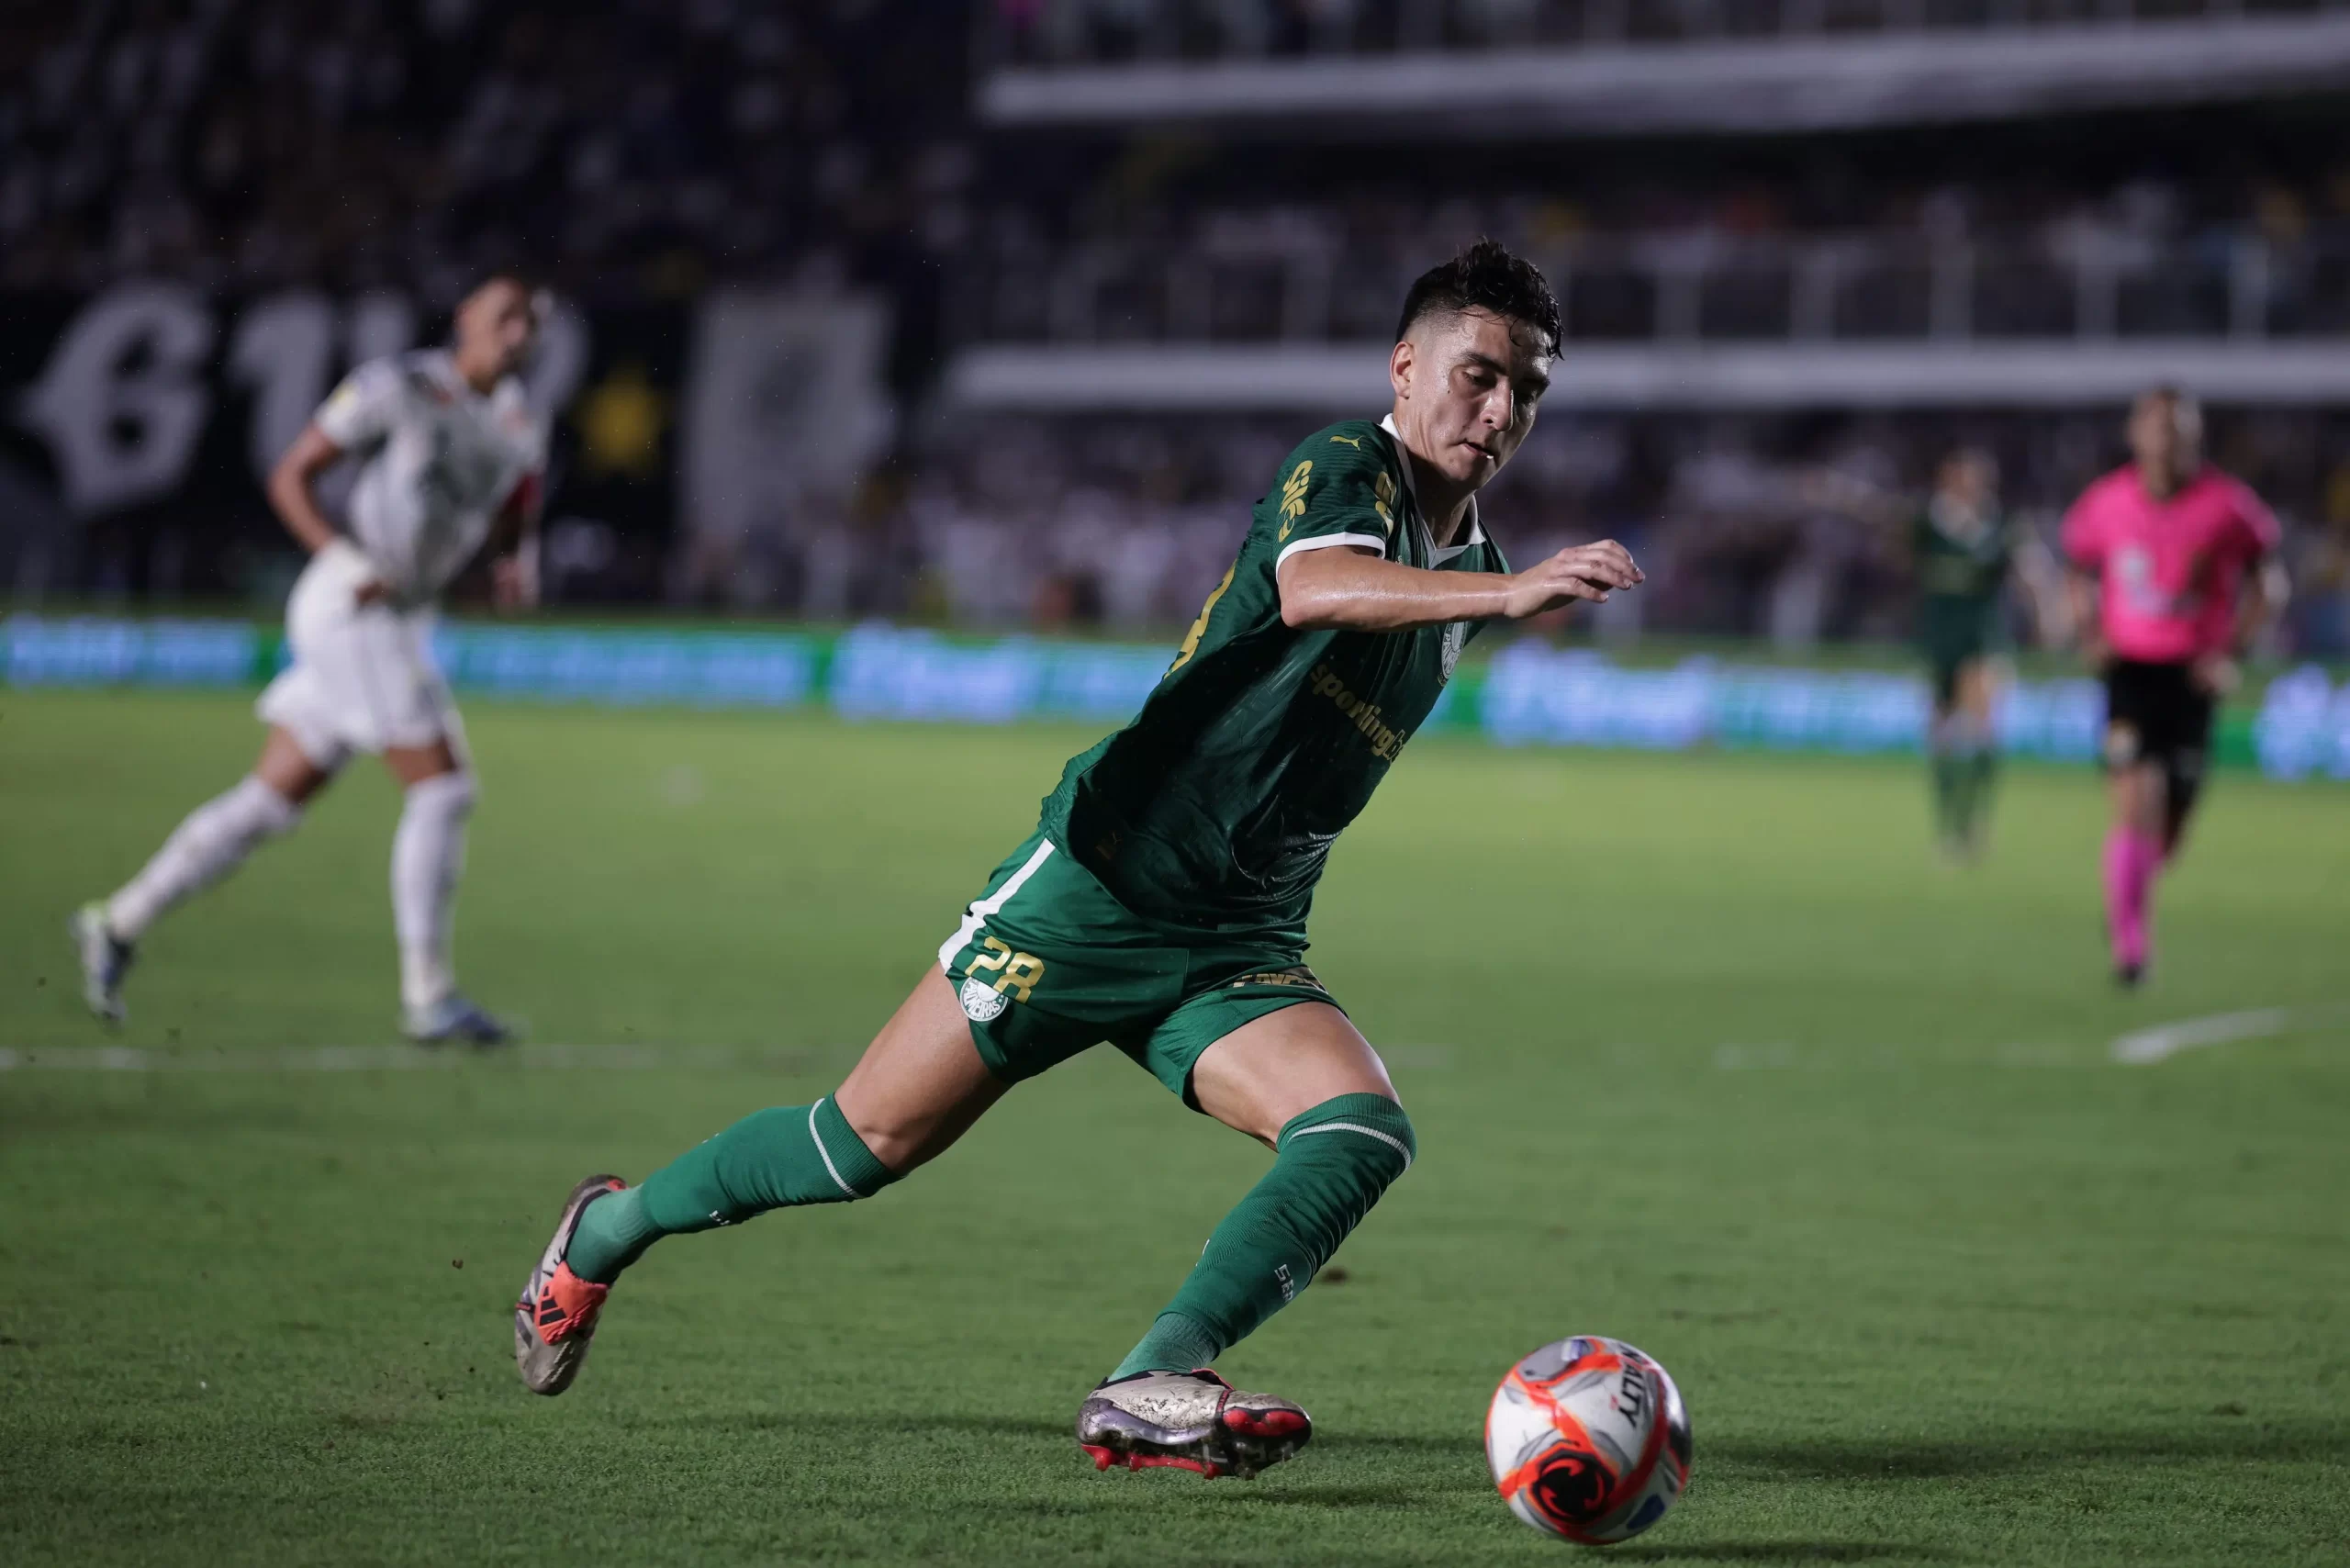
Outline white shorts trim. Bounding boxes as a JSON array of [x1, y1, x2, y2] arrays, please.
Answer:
[[1274, 532, 1387, 569], [936, 838, 1057, 972]]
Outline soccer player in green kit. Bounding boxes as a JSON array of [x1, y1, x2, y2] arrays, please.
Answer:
[[511, 241, 1644, 1478], [1816, 447, 2065, 857]]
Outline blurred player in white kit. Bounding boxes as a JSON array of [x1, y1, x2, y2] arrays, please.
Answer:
[[74, 274, 549, 1043]]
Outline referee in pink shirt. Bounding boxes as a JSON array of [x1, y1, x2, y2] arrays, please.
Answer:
[[2061, 386, 2290, 988]]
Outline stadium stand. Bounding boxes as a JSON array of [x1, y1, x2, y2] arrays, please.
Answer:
[[1, 0, 2344, 651]]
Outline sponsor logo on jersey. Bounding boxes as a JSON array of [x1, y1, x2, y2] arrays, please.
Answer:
[[1308, 660, 1408, 761], [1276, 461, 1313, 540], [1327, 433, 1363, 448], [958, 977, 1010, 1022], [1373, 470, 1398, 534]]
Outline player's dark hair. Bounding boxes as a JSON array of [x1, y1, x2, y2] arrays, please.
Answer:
[[1394, 239, 1562, 358], [465, 270, 540, 305]]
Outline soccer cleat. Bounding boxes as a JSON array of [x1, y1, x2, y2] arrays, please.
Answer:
[[2115, 960, 2146, 991], [402, 993, 511, 1046], [1076, 1369, 1313, 1479], [72, 904, 134, 1025], [513, 1174, 627, 1395]]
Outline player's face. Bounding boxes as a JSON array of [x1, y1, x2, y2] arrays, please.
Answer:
[[456, 281, 540, 381], [1942, 452, 1997, 510], [2128, 395, 2199, 483], [1391, 308, 1550, 491]]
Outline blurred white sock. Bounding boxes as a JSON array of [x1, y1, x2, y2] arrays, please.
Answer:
[[106, 776, 301, 940], [392, 771, 475, 1012]]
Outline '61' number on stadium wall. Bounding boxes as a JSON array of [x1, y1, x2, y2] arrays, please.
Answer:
[[17, 284, 586, 515]]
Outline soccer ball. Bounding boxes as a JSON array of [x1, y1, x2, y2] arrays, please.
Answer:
[[1485, 1336, 1692, 1544]]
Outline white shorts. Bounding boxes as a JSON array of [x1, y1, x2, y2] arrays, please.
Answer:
[[256, 544, 464, 770]]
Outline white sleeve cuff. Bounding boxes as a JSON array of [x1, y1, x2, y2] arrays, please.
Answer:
[[1275, 532, 1388, 568]]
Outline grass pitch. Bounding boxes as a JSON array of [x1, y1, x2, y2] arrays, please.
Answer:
[[2, 689, 2345, 1567]]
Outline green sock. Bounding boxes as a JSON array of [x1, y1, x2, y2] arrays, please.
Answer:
[[1930, 750, 1964, 842], [1964, 746, 1998, 839], [565, 1095, 897, 1284], [1113, 1311, 1223, 1381], [1111, 1092, 1415, 1380]]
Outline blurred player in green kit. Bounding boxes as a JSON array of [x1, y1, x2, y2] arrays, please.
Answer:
[[1818, 447, 2067, 857], [509, 241, 1646, 1478]]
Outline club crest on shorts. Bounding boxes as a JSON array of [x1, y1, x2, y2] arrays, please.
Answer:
[[958, 976, 1009, 1022]]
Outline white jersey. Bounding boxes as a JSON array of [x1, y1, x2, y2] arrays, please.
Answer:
[[313, 350, 545, 604]]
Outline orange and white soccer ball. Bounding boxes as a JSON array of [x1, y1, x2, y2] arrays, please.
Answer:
[[1485, 1336, 1692, 1544]]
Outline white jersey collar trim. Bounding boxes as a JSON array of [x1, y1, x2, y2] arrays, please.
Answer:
[[1379, 414, 1483, 563]]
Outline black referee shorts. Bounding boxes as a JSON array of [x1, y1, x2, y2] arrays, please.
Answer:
[[2102, 658, 2213, 794]]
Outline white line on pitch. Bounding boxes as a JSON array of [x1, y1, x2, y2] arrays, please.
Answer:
[[2109, 1009, 2296, 1066]]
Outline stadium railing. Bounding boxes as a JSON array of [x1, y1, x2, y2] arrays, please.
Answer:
[[975, 3, 2350, 131], [955, 229, 2350, 348]]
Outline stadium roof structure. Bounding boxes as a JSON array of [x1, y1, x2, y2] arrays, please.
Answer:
[[979, 14, 2350, 135], [946, 340, 2350, 411]]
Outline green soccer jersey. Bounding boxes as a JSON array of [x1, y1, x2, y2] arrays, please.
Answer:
[[1039, 417, 1509, 943], [1913, 494, 2015, 610]]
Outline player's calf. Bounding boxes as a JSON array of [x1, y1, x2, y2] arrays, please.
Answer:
[[510, 1096, 902, 1394], [1080, 1092, 1414, 1476]]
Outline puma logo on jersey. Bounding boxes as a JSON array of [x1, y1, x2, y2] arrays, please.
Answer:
[[1328, 434, 1363, 448]]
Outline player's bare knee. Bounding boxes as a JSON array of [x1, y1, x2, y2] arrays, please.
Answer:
[[833, 1104, 930, 1176]]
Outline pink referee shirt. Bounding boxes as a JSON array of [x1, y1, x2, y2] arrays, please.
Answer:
[[2061, 465, 2279, 664]]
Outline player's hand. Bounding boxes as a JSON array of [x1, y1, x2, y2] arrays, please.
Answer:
[[492, 554, 539, 610], [2189, 652, 2240, 697], [1501, 541, 1643, 621], [352, 577, 390, 608]]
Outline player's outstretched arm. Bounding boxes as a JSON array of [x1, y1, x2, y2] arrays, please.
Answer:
[[487, 473, 545, 610], [265, 424, 350, 557], [1277, 541, 1642, 633], [2015, 533, 2074, 647], [268, 422, 388, 606], [2064, 566, 2104, 666]]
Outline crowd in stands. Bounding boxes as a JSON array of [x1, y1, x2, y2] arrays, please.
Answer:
[[704, 405, 2350, 654], [0, 0, 968, 302], [6, 2, 2346, 652]]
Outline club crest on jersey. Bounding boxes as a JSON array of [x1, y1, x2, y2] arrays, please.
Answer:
[[1440, 622, 1468, 682], [958, 977, 1009, 1022]]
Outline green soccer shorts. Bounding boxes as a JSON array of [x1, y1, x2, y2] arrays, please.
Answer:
[[935, 831, 1342, 1105], [1919, 598, 2005, 707]]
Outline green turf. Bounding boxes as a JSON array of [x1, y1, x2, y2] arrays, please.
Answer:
[[3, 689, 2345, 1566]]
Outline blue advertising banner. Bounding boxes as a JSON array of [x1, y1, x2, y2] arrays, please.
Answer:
[[8, 615, 2348, 781]]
